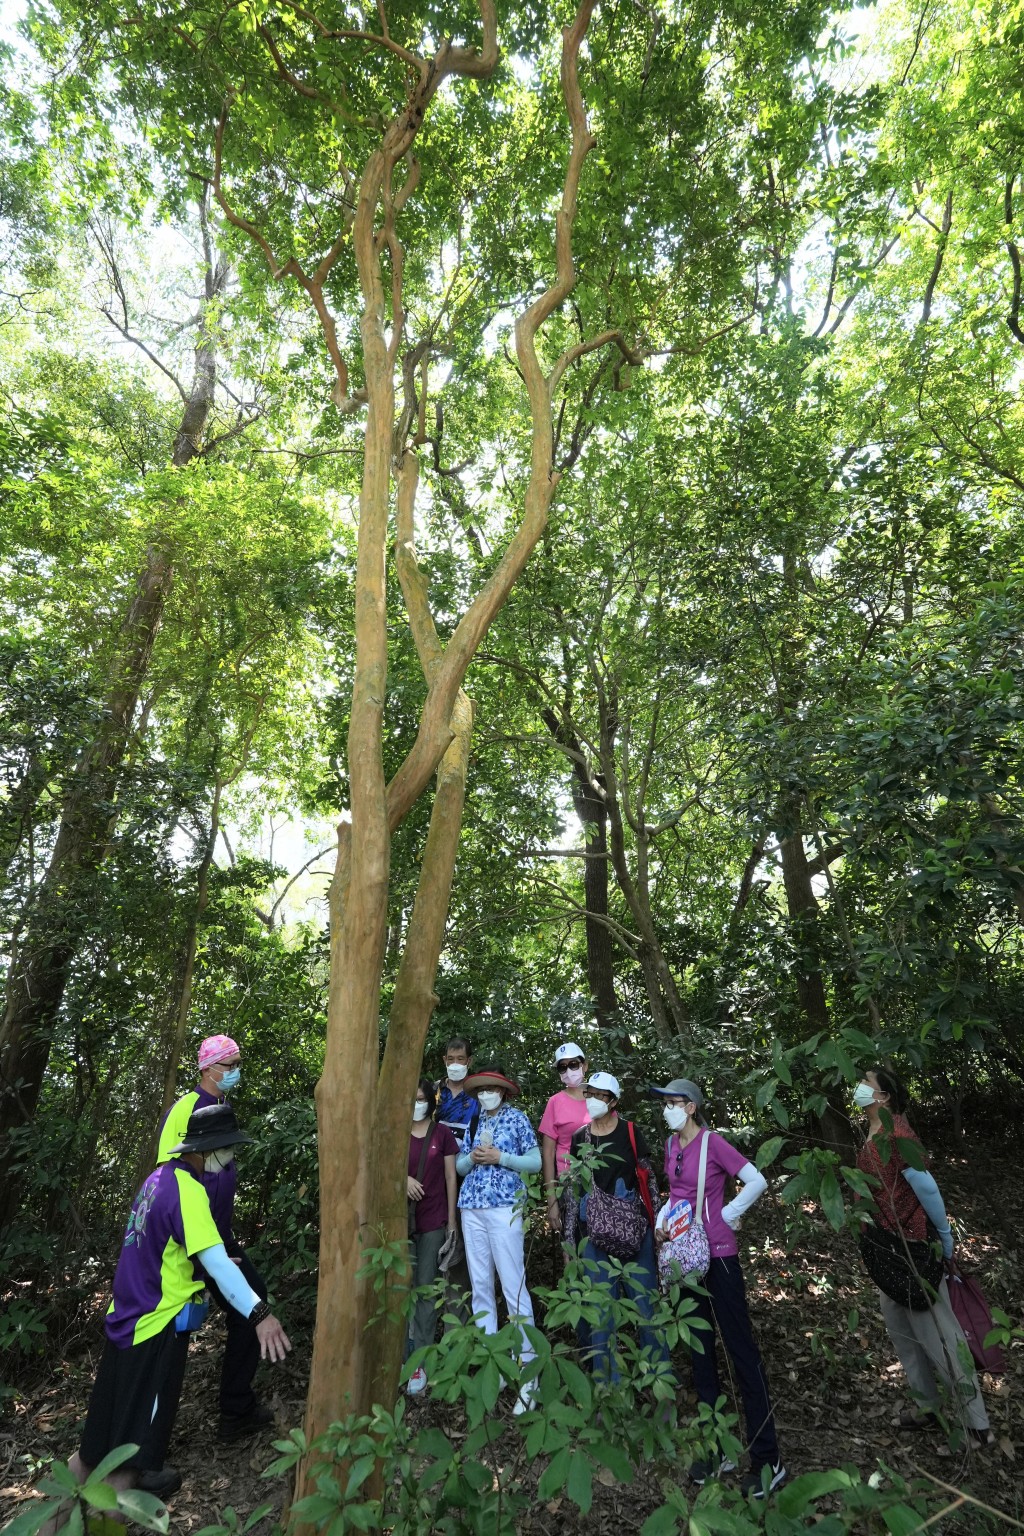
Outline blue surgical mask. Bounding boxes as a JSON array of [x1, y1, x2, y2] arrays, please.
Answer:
[[218, 1067, 241, 1092]]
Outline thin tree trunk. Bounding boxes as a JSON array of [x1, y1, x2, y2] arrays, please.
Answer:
[[777, 813, 856, 1162], [0, 252, 228, 1229], [541, 709, 621, 1032], [137, 779, 224, 1186]]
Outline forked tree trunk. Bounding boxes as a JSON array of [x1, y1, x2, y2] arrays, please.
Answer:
[[297, 0, 604, 1501]]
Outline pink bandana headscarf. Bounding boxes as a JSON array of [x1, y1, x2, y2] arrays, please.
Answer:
[[198, 1034, 240, 1073]]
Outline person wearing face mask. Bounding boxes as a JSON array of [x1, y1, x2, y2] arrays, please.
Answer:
[[540, 1042, 591, 1237], [40, 1104, 291, 1530], [854, 1069, 993, 1445], [564, 1072, 669, 1387], [456, 1066, 542, 1413], [156, 1034, 271, 1443], [434, 1037, 478, 1323], [651, 1077, 784, 1497], [406, 1079, 460, 1395], [435, 1037, 478, 1150]]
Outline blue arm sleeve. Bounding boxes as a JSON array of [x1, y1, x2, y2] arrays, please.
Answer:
[[198, 1243, 262, 1317], [902, 1168, 954, 1256], [456, 1151, 473, 1178], [499, 1148, 542, 1174]]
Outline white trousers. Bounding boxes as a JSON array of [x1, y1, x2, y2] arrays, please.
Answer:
[[879, 1279, 990, 1430], [460, 1206, 537, 1361]]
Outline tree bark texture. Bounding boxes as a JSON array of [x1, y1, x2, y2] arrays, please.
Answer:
[[298, 0, 605, 1501]]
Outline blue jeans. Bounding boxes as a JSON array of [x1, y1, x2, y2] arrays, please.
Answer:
[[582, 1229, 670, 1384]]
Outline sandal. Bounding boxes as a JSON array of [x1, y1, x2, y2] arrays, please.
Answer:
[[969, 1428, 996, 1449]]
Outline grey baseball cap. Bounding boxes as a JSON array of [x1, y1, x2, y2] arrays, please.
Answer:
[[648, 1077, 704, 1106]]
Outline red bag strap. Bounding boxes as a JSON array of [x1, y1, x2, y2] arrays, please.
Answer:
[[626, 1121, 656, 1227]]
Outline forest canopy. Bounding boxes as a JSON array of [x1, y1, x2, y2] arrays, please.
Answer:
[[1, 0, 1023, 1528]]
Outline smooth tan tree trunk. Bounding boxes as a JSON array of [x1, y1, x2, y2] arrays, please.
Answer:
[[294, 0, 608, 1505]]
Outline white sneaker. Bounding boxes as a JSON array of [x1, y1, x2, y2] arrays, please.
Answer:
[[406, 1368, 428, 1396]]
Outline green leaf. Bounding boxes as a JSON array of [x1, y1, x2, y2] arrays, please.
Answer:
[[344, 1454, 377, 1498], [755, 1136, 785, 1170], [776, 1470, 853, 1516], [113, 1489, 170, 1533], [819, 1169, 845, 1230], [639, 1505, 680, 1536], [86, 1447, 141, 1486], [589, 1440, 634, 1483], [537, 1446, 571, 1500], [566, 1451, 592, 1515], [80, 1483, 119, 1512], [1, 1505, 58, 1536], [884, 1504, 929, 1535]]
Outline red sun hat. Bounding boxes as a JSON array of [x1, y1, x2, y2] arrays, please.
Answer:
[[464, 1067, 520, 1098]]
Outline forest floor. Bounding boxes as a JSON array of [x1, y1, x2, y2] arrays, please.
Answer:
[[2, 1136, 1022, 1535]]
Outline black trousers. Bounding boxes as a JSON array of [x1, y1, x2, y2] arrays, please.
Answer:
[[206, 1247, 269, 1417], [688, 1255, 779, 1467], [80, 1325, 189, 1471]]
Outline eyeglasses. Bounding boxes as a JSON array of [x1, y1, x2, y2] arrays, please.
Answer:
[[557, 1061, 584, 1074], [587, 1092, 615, 1105]]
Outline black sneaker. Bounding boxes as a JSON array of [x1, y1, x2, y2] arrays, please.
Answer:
[[741, 1460, 787, 1498], [217, 1402, 275, 1442], [689, 1455, 737, 1486], [135, 1466, 183, 1499]]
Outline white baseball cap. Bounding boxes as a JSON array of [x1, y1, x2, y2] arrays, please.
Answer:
[[554, 1041, 585, 1064], [586, 1071, 621, 1098]]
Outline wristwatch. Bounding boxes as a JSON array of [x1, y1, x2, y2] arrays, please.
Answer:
[[248, 1299, 271, 1325]]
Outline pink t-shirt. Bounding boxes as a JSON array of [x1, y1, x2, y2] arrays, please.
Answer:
[[538, 1091, 591, 1174], [664, 1130, 748, 1258]]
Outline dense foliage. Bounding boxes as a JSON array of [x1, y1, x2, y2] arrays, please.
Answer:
[[2, 0, 1023, 1526]]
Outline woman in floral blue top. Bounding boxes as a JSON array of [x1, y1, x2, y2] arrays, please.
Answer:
[[456, 1066, 542, 1413]]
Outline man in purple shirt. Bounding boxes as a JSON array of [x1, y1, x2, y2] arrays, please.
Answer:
[[157, 1033, 270, 1441], [42, 1105, 290, 1531]]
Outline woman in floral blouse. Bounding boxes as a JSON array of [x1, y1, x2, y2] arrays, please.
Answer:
[[456, 1065, 542, 1413]]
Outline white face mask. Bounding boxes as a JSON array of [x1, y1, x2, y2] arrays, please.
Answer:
[[478, 1090, 502, 1112], [207, 1147, 235, 1172], [446, 1062, 468, 1082], [663, 1104, 688, 1131], [585, 1096, 610, 1120], [413, 1101, 430, 1121], [560, 1066, 585, 1088], [853, 1081, 877, 1109]]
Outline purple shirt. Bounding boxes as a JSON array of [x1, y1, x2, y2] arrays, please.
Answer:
[[409, 1124, 459, 1233], [664, 1130, 748, 1258], [157, 1087, 237, 1242], [105, 1160, 220, 1346]]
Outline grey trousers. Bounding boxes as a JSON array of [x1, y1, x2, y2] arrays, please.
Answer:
[[879, 1279, 990, 1430], [409, 1226, 448, 1357]]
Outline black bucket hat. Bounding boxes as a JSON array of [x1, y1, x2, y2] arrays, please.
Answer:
[[171, 1103, 254, 1155]]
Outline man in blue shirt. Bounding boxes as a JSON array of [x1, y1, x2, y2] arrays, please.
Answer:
[[434, 1038, 477, 1323]]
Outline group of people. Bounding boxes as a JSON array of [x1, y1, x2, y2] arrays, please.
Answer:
[[408, 1040, 997, 1496], [50, 1030, 994, 1521]]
